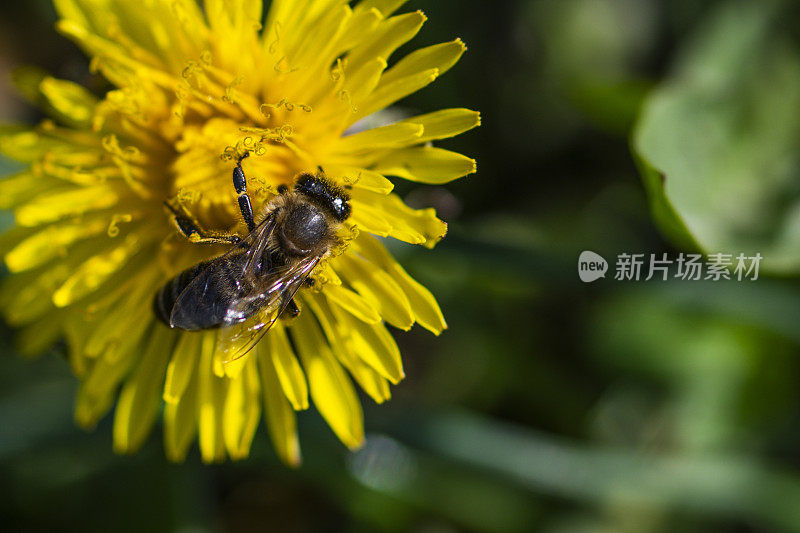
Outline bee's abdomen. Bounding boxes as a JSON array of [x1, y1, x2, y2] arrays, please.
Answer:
[[153, 261, 210, 329]]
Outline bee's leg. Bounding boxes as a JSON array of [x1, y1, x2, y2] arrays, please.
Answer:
[[280, 297, 301, 319], [165, 201, 241, 245], [233, 153, 256, 232]]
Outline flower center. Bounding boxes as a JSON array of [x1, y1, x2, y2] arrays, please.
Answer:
[[169, 113, 305, 234]]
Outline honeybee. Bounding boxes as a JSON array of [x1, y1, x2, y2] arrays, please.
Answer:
[[153, 153, 351, 361]]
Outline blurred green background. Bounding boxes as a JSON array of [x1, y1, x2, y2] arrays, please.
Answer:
[[4, 0, 800, 531]]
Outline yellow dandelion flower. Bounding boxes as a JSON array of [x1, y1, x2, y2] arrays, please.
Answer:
[[0, 0, 479, 464]]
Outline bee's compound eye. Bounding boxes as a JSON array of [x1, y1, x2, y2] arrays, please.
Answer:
[[283, 204, 327, 254], [331, 196, 351, 221]]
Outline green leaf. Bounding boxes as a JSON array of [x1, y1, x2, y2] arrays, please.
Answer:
[[632, 1, 800, 273]]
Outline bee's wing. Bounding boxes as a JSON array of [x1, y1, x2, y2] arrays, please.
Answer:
[[216, 255, 320, 363], [169, 215, 276, 329]]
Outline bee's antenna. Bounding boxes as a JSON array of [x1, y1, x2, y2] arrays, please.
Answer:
[[317, 165, 325, 175]]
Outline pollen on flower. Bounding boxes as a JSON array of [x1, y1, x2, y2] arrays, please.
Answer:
[[0, 0, 479, 464]]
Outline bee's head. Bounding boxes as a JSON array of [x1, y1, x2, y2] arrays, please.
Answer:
[[294, 172, 351, 222]]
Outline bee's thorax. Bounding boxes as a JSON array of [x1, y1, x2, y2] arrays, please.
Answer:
[[279, 203, 329, 256]]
